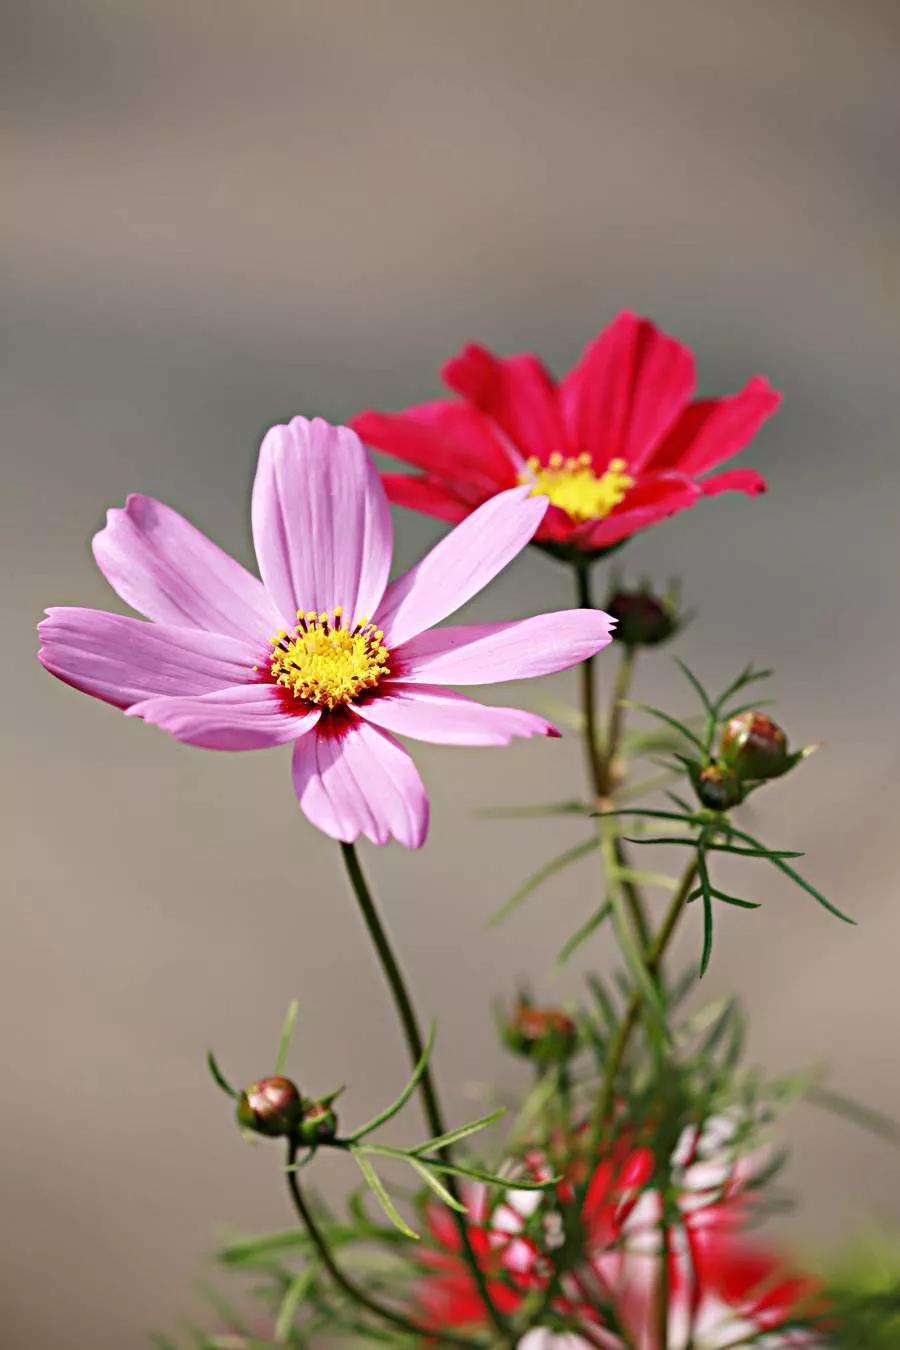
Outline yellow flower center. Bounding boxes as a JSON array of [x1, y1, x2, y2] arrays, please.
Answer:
[[265, 609, 390, 709], [519, 454, 634, 524]]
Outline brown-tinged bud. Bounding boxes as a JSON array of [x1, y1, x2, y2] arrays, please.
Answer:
[[720, 712, 792, 781], [695, 763, 744, 812], [236, 1076, 303, 1138], [606, 589, 679, 647], [503, 1003, 578, 1063], [298, 1099, 339, 1146]]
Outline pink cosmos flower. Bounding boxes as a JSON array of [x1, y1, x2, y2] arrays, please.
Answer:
[[38, 417, 614, 848], [351, 311, 781, 556]]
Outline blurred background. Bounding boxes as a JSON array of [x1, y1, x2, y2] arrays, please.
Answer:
[[3, 2, 900, 1345]]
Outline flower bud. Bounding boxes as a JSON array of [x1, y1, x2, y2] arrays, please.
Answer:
[[298, 1099, 339, 1146], [720, 712, 792, 781], [503, 1003, 578, 1063], [605, 589, 679, 647], [236, 1076, 303, 1138], [694, 763, 744, 812]]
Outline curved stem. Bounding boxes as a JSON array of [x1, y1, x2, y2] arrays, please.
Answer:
[[339, 842, 513, 1344], [285, 1140, 483, 1348], [593, 858, 699, 1137]]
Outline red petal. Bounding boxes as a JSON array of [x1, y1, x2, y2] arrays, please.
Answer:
[[559, 311, 695, 471], [381, 473, 476, 523], [647, 376, 780, 476], [575, 474, 701, 551], [352, 400, 515, 492], [699, 466, 767, 497], [691, 1231, 820, 1325], [442, 343, 569, 464]]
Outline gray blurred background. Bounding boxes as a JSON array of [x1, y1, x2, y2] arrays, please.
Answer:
[[3, 2, 900, 1346]]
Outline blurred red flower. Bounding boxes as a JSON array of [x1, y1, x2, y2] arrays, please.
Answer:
[[413, 1128, 823, 1348]]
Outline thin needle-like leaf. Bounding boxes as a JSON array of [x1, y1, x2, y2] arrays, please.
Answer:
[[687, 886, 761, 910], [614, 867, 681, 891], [348, 1022, 437, 1141], [728, 825, 855, 924], [488, 836, 599, 925], [274, 999, 300, 1076], [405, 1158, 468, 1212], [478, 800, 591, 819], [674, 658, 715, 714], [412, 1107, 506, 1154], [360, 1144, 556, 1190], [274, 1267, 315, 1343], [706, 842, 804, 859], [714, 665, 773, 712], [350, 1149, 419, 1240], [621, 701, 706, 753], [696, 842, 715, 977], [806, 1085, 900, 1145], [594, 807, 697, 824], [207, 1050, 238, 1100], [666, 790, 695, 814], [623, 835, 699, 848], [556, 901, 613, 966]]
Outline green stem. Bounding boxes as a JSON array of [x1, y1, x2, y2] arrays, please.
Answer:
[[656, 1206, 671, 1350], [285, 1140, 483, 1348], [593, 858, 699, 1136], [339, 842, 513, 1345], [575, 562, 607, 798], [574, 563, 650, 947], [605, 643, 636, 789]]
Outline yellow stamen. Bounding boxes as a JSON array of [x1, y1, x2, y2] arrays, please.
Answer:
[[268, 610, 390, 710], [519, 454, 634, 524]]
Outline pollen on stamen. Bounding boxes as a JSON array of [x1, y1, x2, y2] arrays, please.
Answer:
[[519, 453, 634, 524], [267, 608, 391, 710]]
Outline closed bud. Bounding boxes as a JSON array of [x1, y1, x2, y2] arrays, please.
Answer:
[[695, 763, 744, 812], [236, 1076, 303, 1138], [720, 712, 792, 781], [503, 1003, 578, 1063], [298, 1100, 339, 1146], [605, 588, 679, 647]]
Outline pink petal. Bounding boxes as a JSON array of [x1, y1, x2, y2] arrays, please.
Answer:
[[576, 475, 701, 551], [392, 609, 615, 685], [374, 486, 547, 647], [352, 400, 515, 491], [291, 716, 428, 848], [442, 344, 570, 465], [381, 473, 474, 524], [559, 312, 695, 471], [251, 416, 393, 625], [699, 467, 767, 497], [93, 495, 282, 643], [647, 376, 781, 476], [37, 607, 260, 709], [126, 684, 320, 750], [355, 683, 560, 745]]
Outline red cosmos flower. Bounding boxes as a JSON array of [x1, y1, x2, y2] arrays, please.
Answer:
[[351, 312, 780, 557], [412, 1132, 824, 1348]]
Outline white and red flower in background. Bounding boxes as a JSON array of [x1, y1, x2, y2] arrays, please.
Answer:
[[413, 1122, 826, 1348]]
